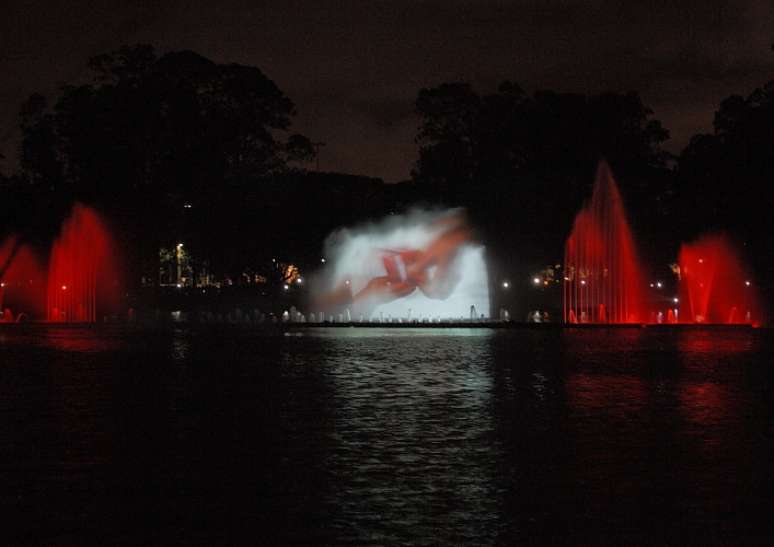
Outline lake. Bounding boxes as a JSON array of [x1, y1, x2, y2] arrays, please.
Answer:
[[1, 325, 772, 545]]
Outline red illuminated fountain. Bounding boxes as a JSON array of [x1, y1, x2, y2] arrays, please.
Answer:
[[47, 203, 121, 323], [0, 236, 45, 321], [678, 234, 759, 324], [563, 161, 646, 323]]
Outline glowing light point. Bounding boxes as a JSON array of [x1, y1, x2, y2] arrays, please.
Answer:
[[532, 277, 541, 285], [502, 281, 510, 289], [61, 285, 67, 291], [176, 283, 181, 288], [283, 284, 289, 290], [0, 282, 4, 288], [296, 277, 303, 284], [745, 280, 751, 287], [321, 258, 326, 263], [673, 297, 679, 303], [580, 279, 586, 286], [656, 281, 663, 289]]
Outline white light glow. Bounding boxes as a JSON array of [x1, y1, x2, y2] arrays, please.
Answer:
[[319, 208, 490, 319]]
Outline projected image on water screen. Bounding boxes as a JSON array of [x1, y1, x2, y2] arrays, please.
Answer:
[[314, 209, 490, 321]]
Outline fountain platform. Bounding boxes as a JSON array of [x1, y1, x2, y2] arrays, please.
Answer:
[[0, 320, 760, 331]]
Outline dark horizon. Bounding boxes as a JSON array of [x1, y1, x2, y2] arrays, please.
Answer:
[[2, 0, 774, 182]]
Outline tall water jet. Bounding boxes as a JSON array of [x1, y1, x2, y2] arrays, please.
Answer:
[[47, 204, 121, 322], [563, 161, 645, 323], [677, 234, 759, 324]]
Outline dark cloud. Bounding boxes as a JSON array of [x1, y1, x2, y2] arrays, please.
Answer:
[[2, 0, 773, 180]]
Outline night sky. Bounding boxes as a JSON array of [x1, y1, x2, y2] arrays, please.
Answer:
[[2, 0, 773, 182]]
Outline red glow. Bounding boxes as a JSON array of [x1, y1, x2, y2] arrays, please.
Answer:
[[563, 161, 645, 323], [47, 204, 121, 323], [0, 236, 45, 320], [677, 234, 759, 324]]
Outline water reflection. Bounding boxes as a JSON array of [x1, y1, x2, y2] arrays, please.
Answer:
[[1, 326, 773, 544], [315, 328, 503, 544]]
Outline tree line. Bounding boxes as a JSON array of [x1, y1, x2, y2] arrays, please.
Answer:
[[1, 44, 772, 301]]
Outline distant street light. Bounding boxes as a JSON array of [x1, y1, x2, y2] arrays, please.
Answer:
[[502, 281, 510, 289]]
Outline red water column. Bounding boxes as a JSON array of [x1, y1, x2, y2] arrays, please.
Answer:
[[0, 236, 45, 319], [47, 204, 121, 323], [563, 161, 646, 323], [678, 234, 758, 324]]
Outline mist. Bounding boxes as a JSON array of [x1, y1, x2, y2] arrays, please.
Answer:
[[313, 208, 490, 321]]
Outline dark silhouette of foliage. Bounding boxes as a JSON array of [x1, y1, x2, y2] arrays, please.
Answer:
[[678, 79, 774, 290], [18, 45, 315, 287], [414, 81, 670, 196], [21, 45, 304, 199]]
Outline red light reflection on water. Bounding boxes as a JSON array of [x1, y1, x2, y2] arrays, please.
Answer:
[[678, 382, 730, 429], [565, 372, 648, 418], [41, 327, 123, 353]]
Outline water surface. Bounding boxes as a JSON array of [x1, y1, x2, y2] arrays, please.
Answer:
[[1, 326, 772, 545]]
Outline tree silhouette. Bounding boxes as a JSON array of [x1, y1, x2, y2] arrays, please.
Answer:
[[414, 81, 670, 197], [678, 79, 774, 290], [19, 45, 314, 286]]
